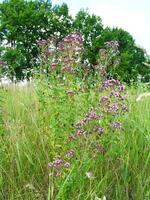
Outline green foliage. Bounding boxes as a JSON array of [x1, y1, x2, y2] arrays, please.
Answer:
[[94, 28, 150, 83], [0, 0, 73, 79], [0, 0, 50, 78], [73, 9, 103, 64], [0, 87, 5, 136], [0, 83, 150, 199]]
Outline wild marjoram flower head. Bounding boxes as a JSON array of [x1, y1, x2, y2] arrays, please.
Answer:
[[47, 35, 128, 178], [37, 32, 84, 77], [98, 40, 120, 80]]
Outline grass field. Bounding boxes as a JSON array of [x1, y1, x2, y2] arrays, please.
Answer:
[[0, 83, 150, 200]]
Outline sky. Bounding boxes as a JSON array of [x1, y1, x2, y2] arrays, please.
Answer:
[[52, 0, 150, 55], [0, 0, 149, 54]]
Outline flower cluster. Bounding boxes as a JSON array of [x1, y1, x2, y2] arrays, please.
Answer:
[[99, 78, 127, 117], [60, 32, 84, 46], [47, 35, 128, 178], [48, 77, 127, 177], [102, 79, 124, 89], [97, 41, 120, 78], [38, 32, 84, 77], [104, 40, 119, 54], [48, 149, 74, 177], [110, 121, 123, 130]]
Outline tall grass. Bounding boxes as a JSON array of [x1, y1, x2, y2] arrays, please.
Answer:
[[0, 83, 150, 200]]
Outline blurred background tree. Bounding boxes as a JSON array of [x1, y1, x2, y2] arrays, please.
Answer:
[[94, 27, 150, 83], [0, 0, 72, 80], [73, 9, 103, 64]]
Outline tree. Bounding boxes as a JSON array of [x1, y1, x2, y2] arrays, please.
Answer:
[[0, 0, 73, 79], [0, 0, 52, 79], [94, 27, 149, 83], [73, 9, 103, 64]]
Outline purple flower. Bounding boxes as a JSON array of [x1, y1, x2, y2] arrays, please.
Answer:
[[38, 39, 48, 46], [110, 90, 120, 98], [110, 121, 123, 130], [94, 127, 104, 135], [86, 109, 98, 120], [62, 32, 83, 44], [68, 134, 76, 142], [66, 149, 74, 158], [99, 96, 109, 102], [118, 84, 125, 91], [76, 129, 84, 136], [75, 119, 87, 128], [110, 90, 126, 100], [48, 159, 63, 168], [103, 79, 120, 88], [57, 42, 65, 51], [109, 103, 119, 113]]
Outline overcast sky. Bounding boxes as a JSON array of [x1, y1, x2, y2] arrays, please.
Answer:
[[52, 0, 150, 55], [0, 0, 149, 54]]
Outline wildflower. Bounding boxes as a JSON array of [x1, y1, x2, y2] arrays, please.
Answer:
[[110, 121, 122, 130], [0, 60, 7, 65], [68, 134, 76, 142], [108, 103, 119, 114], [57, 42, 65, 51], [62, 32, 83, 44], [66, 149, 74, 158], [114, 58, 120, 65], [37, 39, 48, 46], [93, 144, 105, 154], [94, 127, 104, 135], [99, 96, 109, 102], [86, 109, 98, 120], [75, 119, 87, 128], [48, 162, 53, 167], [76, 129, 84, 136], [99, 49, 107, 61], [110, 90, 120, 98], [118, 84, 125, 91], [103, 79, 120, 88], [48, 159, 63, 168]]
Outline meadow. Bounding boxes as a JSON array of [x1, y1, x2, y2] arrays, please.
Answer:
[[0, 82, 150, 200], [0, 33, 150, 200]]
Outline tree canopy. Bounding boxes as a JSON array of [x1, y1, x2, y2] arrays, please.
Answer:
[[94, 27, 149, 83]]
